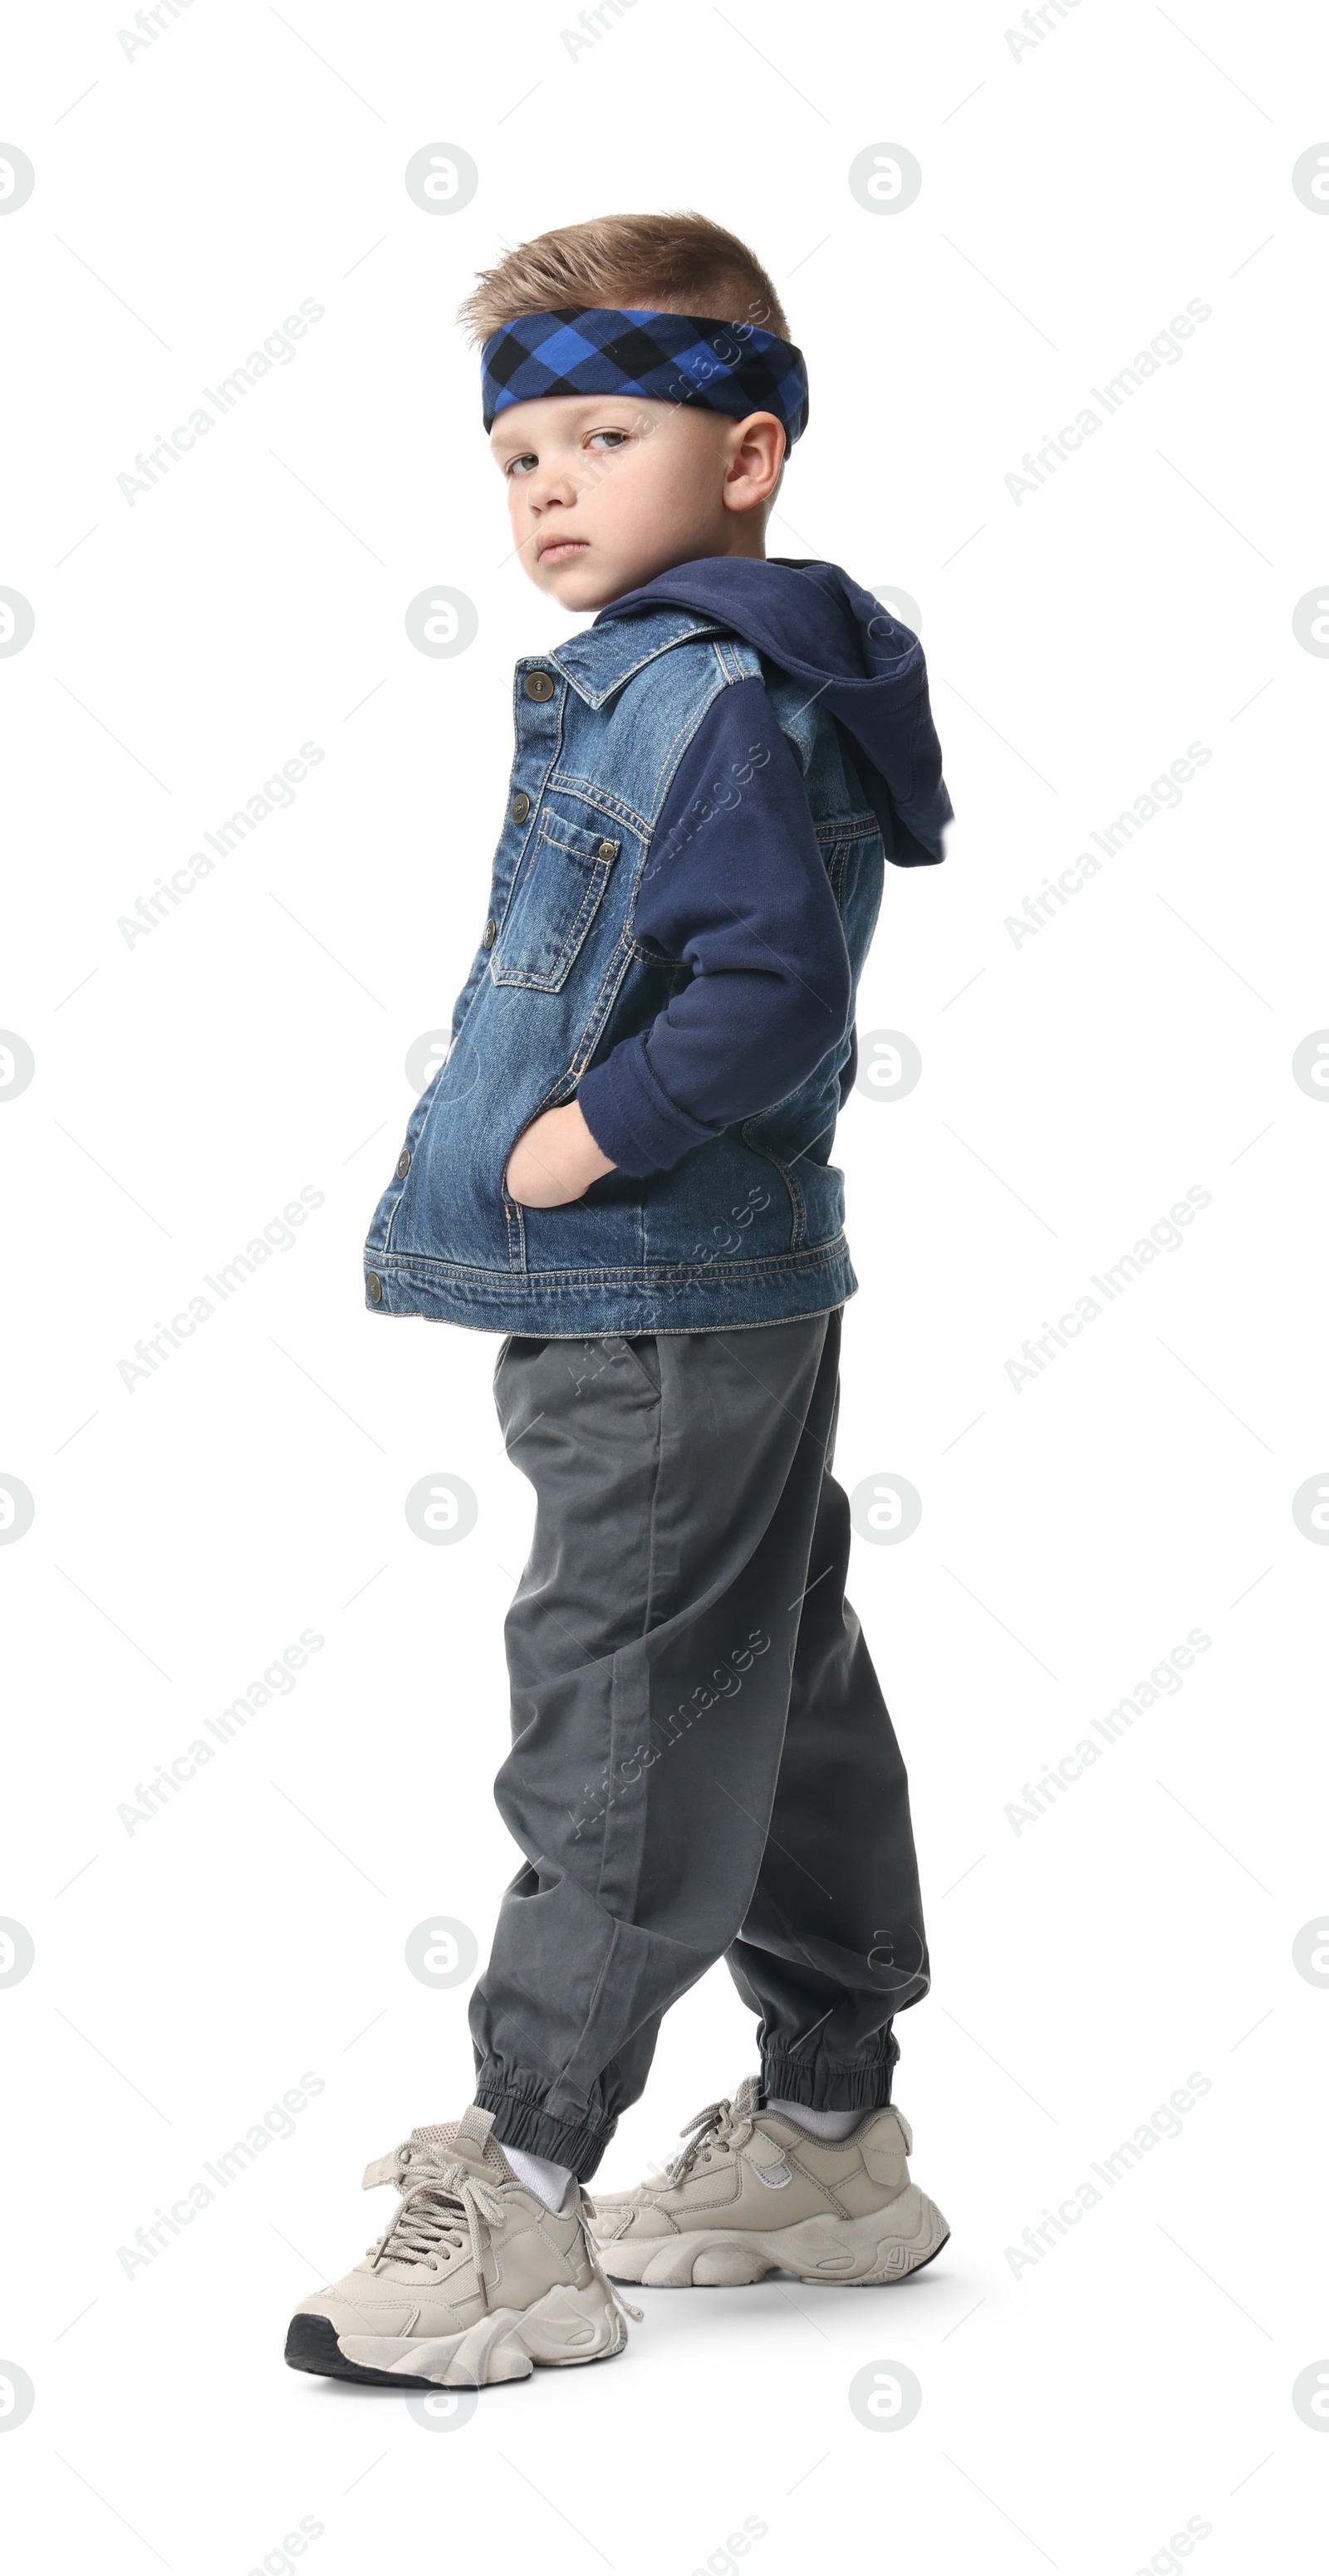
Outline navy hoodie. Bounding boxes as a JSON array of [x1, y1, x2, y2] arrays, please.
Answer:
[[574, 556, 952, 1179]]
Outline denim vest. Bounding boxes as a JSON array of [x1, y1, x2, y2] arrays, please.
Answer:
[[363, 605, 885, 1337]]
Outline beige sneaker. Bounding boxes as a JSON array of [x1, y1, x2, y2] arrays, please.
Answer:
[[285, 2107, 638, 2387], [588, 2076, 949, 2288]]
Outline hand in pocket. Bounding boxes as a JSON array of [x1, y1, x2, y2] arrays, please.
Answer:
[[505, 1101, 616, 1208]]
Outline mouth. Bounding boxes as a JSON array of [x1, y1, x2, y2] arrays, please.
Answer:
[[537, 537, 590, 565]]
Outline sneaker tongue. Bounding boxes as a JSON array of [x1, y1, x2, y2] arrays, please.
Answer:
[[408, 2109, 512, 2181]]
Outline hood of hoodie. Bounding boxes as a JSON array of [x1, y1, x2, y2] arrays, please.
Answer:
[[592, 556, 952, 868]]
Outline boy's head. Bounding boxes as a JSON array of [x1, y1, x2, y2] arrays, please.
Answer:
[[459, 212, 803, 611]]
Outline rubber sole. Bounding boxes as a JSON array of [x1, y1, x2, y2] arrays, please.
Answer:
[[595, 2185, 950, 2290], [285, 2279, 627, 2389]]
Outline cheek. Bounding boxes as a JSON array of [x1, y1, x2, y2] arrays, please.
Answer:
[[658, 446, 723, 521], [615, 449, 701, 529]]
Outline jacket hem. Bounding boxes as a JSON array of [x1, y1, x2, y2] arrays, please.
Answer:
[[362, 1239, 857, 1335]]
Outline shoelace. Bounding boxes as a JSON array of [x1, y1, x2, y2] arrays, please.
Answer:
[[662, 2089, 758, 2185], [576, 2187, 642, 2325], [367, 2144, 643, 2324], [368, 2147, 507, 2300]]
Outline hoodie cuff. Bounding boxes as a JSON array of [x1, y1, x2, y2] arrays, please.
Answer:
[[577, 1039, 718, 1178]]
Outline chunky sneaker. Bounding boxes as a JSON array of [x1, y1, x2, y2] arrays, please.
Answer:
[[285, 2106, 638, 2387], [588, 2075, 949, 2289]]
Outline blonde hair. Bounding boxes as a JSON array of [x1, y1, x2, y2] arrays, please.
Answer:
[[458, 210, 789, 345]]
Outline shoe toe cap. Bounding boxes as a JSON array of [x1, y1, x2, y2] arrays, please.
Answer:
[[292, 2286, 417, 2337]]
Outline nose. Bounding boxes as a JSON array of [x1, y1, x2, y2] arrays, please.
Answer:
[[523, 457, 579, 514]]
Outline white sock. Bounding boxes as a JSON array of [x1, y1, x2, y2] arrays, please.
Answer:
[[503, 2144, 576, 2211], [767, 2097, 864, 2142]]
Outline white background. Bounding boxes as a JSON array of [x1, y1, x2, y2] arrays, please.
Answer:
[[2, 2, 1327, 2569]]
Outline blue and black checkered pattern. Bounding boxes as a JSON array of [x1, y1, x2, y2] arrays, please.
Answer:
[[480, 308, 810, 445]]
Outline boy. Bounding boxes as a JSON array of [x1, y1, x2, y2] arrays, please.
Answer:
[[286, 211, 952, 2391]]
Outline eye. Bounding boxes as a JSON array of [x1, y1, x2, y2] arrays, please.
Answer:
[[586, 429, 630, 452], [503, 452, 538, 477]]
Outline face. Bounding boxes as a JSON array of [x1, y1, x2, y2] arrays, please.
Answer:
[[490, 394, 784, 610]]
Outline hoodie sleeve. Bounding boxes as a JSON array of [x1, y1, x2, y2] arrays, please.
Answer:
[[575, 678, 852, 1178]]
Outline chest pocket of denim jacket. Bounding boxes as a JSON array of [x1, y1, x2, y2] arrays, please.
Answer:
[[491, 809, 620, 992]]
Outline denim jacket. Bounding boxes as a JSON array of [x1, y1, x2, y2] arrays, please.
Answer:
[[364, 562, 949, 1337]]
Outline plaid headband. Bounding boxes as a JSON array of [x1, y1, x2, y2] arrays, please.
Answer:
[[481, 308, 810, 446]]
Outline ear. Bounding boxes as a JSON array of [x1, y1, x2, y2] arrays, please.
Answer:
[[722, 412, 787, 515]]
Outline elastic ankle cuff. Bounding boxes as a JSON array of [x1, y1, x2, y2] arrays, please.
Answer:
[[474, 2082, 613, 2182], [760, 2039, 898, 2113]]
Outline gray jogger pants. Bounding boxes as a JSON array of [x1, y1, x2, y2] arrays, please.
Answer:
[[469, 1310, 929, 2178]]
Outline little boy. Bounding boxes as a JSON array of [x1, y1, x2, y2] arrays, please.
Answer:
[[286, 210, 953, 2391]]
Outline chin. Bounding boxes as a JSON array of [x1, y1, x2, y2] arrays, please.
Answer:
[[540, 561, 623, 611]]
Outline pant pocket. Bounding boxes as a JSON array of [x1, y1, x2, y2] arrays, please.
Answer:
[[603, 1335, 660, 1398]]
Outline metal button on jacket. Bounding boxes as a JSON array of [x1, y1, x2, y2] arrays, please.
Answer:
[[365, 1272, 383, 1304], [511, 791, 531, 824], [483, 918, 497, 948], [524, 670, 555, 701], [396, 1150, 411, 1179], [596, 840, 615, 859]]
